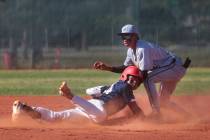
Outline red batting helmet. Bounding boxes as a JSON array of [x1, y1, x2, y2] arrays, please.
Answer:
[[120, 66, 143, 82]]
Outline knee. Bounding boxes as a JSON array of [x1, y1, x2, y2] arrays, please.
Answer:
[[144, 77, 155, 87], [35, 107, 57, 122]]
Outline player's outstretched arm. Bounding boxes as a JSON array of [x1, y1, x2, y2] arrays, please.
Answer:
[[128, 101, 145, 119], [93, 61, 127, 73], [93, 61, 112, 71]]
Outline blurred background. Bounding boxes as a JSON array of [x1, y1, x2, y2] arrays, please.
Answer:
[[0, 0, 209, 69]]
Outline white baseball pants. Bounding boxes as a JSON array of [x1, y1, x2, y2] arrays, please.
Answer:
[[34, 96, 107, 123], [144, 58, 186, 112]]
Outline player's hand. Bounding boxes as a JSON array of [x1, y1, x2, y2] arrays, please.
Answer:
[[93, 61, 110, 71]]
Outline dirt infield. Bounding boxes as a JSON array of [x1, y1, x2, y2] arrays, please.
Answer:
[[1, 95, 210, 140]]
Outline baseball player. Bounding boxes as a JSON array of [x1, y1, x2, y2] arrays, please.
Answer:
[[93, 24, 191, 117], [12, 66, 145, 123]]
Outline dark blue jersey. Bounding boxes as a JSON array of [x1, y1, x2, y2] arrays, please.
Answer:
[[98, 80, 135, 115]]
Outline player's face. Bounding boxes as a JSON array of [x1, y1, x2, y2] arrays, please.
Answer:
[[127, 75, 140, 90], [121, 34, 137, 49]]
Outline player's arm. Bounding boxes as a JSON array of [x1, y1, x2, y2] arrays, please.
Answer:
[[94, 49, 135, 73], [93, 61, 127, 73], [128, 101, 145, 119], [111, 65, 127, 73]]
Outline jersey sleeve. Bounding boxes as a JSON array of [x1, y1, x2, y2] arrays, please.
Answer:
[[124, 49, 134, 66], [139, 47, 153, 71]]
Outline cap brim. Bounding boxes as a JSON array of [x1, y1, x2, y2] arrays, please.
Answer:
[[117, 33, 132, 36]]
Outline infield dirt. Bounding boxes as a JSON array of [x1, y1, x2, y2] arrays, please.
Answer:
[[0, 94, 210, 140]]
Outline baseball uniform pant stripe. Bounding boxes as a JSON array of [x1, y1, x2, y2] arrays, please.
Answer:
[[144, 62, 176, 112]]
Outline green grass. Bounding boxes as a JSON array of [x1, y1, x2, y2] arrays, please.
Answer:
[[0, 68, 210, 96], [175, 68, 210, 95], [0, 69, 119, 96]]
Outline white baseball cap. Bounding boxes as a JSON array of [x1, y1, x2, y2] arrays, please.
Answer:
[[117, 24, 139, 36]]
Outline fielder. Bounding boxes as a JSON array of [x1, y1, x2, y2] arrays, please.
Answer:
[[93, 24, 191, 117], [12, 66, 145, 123]]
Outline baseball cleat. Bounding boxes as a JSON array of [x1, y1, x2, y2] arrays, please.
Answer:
[[12, 100, 25, 122], [12, 100, 41, 122], [59, 81, 74, 99]]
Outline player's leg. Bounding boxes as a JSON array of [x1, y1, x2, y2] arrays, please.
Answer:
[[72, 96, 107, 123], [22, 96, 107, 123], [159, 81, 190, 116], [12, 100, 91, 122], [12, 100, 41, 122], [143, 81, 160, 113], [144, 62, 184, 113], [35, 97, 107, 123], [59, 81, 107, 123], [156, 63, 186, 107], [12, 96, 107, 123], [159, 81, 177, 107], [34, 106, 90, 122]]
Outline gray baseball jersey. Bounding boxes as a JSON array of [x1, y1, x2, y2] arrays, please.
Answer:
[[124, 40, 186, 112]]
